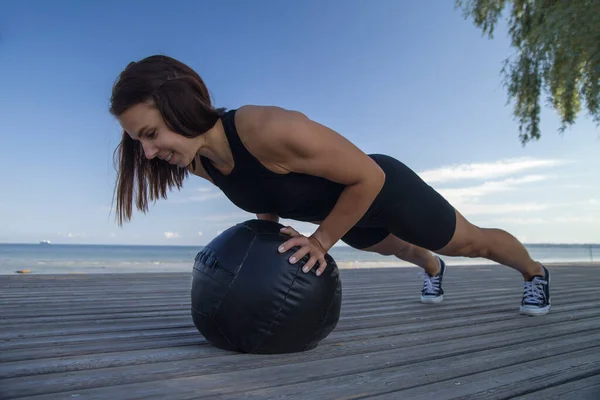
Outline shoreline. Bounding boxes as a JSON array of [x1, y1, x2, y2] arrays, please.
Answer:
[[4, 260, 600, 275]]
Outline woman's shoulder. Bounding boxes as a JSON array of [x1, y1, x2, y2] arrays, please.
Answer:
[[235, 104, 304, 125], [234, 105, 307, 141]]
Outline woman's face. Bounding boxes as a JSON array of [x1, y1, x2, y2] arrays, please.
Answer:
[[118, 102, 197, 168]]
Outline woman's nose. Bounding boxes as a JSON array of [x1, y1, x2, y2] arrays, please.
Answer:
[[141, 142, 159, 159]]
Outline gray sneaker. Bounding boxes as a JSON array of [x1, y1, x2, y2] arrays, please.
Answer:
[[420, 257, 446, 304]]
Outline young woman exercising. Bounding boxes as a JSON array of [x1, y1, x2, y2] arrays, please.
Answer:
[[110, 55, 550, 316]]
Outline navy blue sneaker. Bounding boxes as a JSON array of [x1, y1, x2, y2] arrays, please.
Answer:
[[420, 257, 446, 304], [520, 264, 551, 316]]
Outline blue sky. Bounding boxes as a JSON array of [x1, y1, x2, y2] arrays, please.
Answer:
[[1, 0, 598, 246]]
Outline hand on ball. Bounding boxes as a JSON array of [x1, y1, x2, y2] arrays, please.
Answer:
[[278, 226, 327, 276]]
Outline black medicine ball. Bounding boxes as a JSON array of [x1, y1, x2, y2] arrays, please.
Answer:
[[191, 219, 342, 354]]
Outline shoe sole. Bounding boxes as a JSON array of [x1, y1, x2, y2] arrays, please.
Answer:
[[519, 305, 551, 316], [421, 295, 444, 304]]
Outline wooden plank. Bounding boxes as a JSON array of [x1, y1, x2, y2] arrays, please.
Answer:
[[3, 313, 600, 381], [7, 332, 599, 399], [2, 319, 599, 398], [0, 298, 593, 356], [2, 288, 599, 351], [1, 286, 595, 326], [0, 317, 192, 341], [352, 354, 600, 400], [510, 374, 600, 400], [0, 267, 594, 298], [2, 273, 596, 314], [0, 264, 593, 292], [0, 265, 598, 399], [0, 302, 589, 364], [179, 343, 600, 400], [0, 333, 204, 363], [0, 268, 591, 294], [3, 292, 599, 347], [5, 299, 589, 361]]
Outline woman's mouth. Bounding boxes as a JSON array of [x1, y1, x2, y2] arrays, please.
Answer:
[[165, 152, 173, 162]]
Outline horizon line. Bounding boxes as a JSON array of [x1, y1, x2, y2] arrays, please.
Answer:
[[1, 241, 599, 247]]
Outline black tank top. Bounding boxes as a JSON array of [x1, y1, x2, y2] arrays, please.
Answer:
[[199, 109, 346, 222]]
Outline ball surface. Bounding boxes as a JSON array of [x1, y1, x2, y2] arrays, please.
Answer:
[[191, 219, 342, 354]]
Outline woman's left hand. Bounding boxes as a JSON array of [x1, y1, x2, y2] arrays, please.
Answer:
[[278, 226, 328, 276]]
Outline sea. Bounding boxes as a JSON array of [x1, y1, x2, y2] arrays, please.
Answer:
[[0, 242, 598, 275]]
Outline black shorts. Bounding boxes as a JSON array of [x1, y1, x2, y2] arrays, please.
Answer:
[[340, 154, 456, 251]]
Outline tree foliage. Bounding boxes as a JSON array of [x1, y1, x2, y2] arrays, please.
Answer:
[[456, 0, 600, 145]]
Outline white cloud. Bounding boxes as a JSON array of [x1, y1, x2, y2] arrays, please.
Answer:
[[458, 198, 598, 218], [460, 202, 551, 216], [490, 215, 600, 225], [419, 158, 567, 183], [185, 192, 223, 202], [438, 175, 547, 203], [164, 232, 180, 239], [170, 187, 224, 203], [555, 216, 600, 224], [188, 187, 224, 201], [492, 217, 548, 225], [194, 212, 251, 222]]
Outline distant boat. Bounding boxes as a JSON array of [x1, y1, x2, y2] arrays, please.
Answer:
[[39, 240, 51, 245]]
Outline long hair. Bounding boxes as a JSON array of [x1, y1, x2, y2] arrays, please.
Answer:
[[109, 55, 225, 225]]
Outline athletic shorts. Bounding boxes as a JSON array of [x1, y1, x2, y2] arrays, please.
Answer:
[[340, 154, 456, 251]]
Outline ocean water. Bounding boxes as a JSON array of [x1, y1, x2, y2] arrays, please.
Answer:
[[0, 242, 598, 275]]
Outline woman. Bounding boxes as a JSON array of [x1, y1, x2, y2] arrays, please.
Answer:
[[110, 55, 550, 316]]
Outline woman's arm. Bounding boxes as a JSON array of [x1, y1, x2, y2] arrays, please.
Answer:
[[238, 106, 386, 253]]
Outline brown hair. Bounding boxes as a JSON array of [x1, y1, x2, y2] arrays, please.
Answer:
[[109, 55, 225, 225]]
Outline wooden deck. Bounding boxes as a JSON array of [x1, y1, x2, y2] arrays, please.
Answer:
[[1, 264, 600, 399]]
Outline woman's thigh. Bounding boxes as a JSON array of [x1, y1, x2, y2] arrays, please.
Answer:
[[367, 154, 457, 251]]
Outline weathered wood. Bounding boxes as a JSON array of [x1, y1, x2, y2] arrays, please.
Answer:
[[510, 374, 600, 400], [1, 264, 599, 399], [7, 333, 599, 399], [0, 286, 593, 325], [3, 315, 600, 384], [4, 296, 598, 353], [353, 352, 600, 400]]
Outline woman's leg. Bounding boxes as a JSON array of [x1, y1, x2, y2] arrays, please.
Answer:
[[341, 226, 440, 273], [435, 209, 544, 280], [366, 154, 543, 280], [433, 209, 551, 315], [361, 154, 550, 314], [341, 228, 448, 304], [358, 233, 440, 276]]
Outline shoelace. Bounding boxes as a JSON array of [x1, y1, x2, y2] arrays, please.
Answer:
[[420, 272, 441, 295], [523, 277, 547, 305]]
